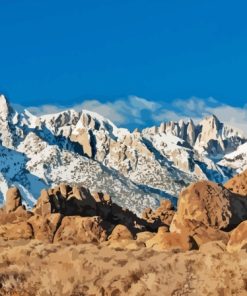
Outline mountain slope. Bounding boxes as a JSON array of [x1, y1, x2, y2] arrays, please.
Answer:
[[219, 142, 247, 173], [0, 94, 246, 214]]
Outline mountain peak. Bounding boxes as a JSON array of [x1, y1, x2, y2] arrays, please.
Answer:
[[200, 114, 222, 131], [0, 94, 14, 120], [205, 113, 220, 122]]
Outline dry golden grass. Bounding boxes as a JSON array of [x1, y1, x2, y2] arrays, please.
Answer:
[[0, 239, 247, 296]]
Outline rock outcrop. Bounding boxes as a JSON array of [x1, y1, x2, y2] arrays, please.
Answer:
[[0, 206, 32, 225], [0, 189, 34, 240], [146, 226, 196, 251], [108, 224, 134, 241], [142, 199, 175, 227], [106, 224, 139, 250], [0, 221, 33, 240], [0, 184, 167, 246], [28, 213, 63, 242], [32, 183, 158, 236], [5, 187, 22, 213], [53, 216, 107, 244], [1, 168, 247, 254], [33, 184, 109, 218], [171, 180, 247, 230], [170, 180, 247, 245], [172, 219, 230, 246]]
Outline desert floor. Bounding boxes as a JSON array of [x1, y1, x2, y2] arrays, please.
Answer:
[[0, 239, 246, 296]]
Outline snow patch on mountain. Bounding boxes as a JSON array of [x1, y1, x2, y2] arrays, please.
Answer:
[[219, 142, 247, 173]]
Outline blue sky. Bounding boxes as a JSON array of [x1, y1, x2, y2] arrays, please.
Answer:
[[1, 0, 247, 130]]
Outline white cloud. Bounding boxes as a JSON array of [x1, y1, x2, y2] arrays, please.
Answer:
[[27, 104, 66, 115], [76, 100, 127, 124], [129, 96, 161, 111], [207, 104, 247, 133], [78, 96, 161, 125], [173, 97, 207, 113], [153, 110, 185, 122], [19, 96, 161, 127], [157, 96, 247, 135]]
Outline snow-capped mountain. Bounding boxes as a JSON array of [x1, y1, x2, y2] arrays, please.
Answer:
[[0, 94, 246, 214]]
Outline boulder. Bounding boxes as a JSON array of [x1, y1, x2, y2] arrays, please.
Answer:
[[0, 221, 33, 240], [91, 192, 112, 219], [53, 216, 107, 244], [227, 220, 247, 253], [33, 189, 52, 216], [173, 219, 230, 246], [34, 185, 98, 217], [136, 231, 155, 244], [108, 224, 134, 241], [200, 240, 227, 253], [146, 227, 196, 251], [66, 186, 97, 216], [0, 206, 33, 225], [142, 199, 175, 227], [106, 225, 145, 250], [91, 192, 112, 205], [59, 183, 72, 198], [5, 187, 22, 213], [105, 239, 144, 250], [170, 180, 247, 235], [28, 213, 63, 242], [32, 185, 152, 236], [160, 199, 174, 211]]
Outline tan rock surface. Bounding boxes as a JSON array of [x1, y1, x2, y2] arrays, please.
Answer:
[[33, 189, 52, 216], [170, 180, 247, 237], [53, 216, 107, 244], [108, 224, 134, 241], [71, 127, 93, 158], [32, 184, 151, 235], [136, 231, 155, 243], [0, 206, 33, 225], [28, 213, 62, 242], [146, 226, 195, 251], [5, 187, 22, 213], [227, 220, 247, 253], [225, 169, 247, 196], [0, 222, 33, 240], [199, 240, 227, 254], [142, 199, 175, 226], [171, 218, 230, 246]]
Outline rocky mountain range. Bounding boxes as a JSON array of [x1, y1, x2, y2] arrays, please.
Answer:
[[0, 94, 246, 214]]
